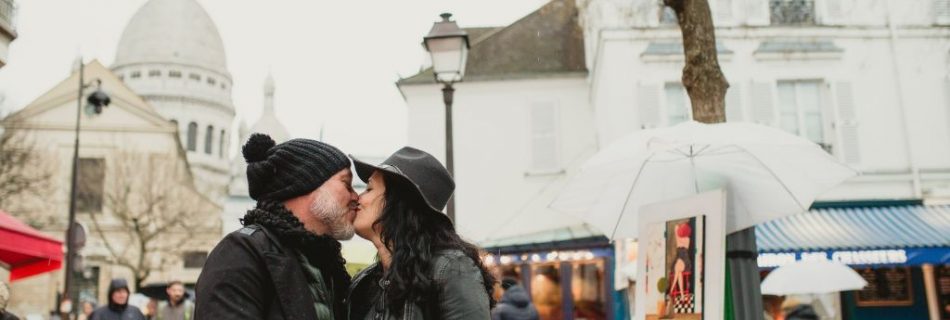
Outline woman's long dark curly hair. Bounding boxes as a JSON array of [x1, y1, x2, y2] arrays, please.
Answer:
[[375, 175, 496, 313]]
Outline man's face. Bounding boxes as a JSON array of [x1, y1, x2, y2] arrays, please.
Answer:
[[309, 168, 359, 240], [111, 288, 129, 305], [166, 283, 185, 303], [286, 168, 359, 239]]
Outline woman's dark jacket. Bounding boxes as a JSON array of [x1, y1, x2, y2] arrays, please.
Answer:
[[347, 250, 491, 320], [194, 203, 350, 320]]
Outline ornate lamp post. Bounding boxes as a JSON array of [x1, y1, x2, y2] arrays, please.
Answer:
[[63, 58, 110, 314], [423, 13, 469, 223]]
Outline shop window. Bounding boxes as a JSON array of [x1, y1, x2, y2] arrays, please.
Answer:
[[531, 264, 563, 320], [183, 251, 207, 269], [571, 261, 607, 320]]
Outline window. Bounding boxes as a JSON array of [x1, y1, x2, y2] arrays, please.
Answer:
[[169, 70, 182, 78], [220, 83, 227, 90], [207, 77, 217, 86], [219, 129, 226, 158], [770, 0, 815, 25], [189, 73, 201, 82], [777, 80, 825, 145], [187, 122, 198, 151], [148, 70, 161, 77], [529, 102, 559, 172], [183, 251, 208, 269], [170, 119, 178, 131], [664, 83, 691, 125], [77, 158, 105, 213], [660, 5, 677, 25], [130, 71, 141, 79], [205, 125, 214, 154]]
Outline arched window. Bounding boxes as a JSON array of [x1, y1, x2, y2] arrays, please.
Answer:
[[219, 129, 226, 158], [205, 125, 214, 154], [187, 122, 198, 151]]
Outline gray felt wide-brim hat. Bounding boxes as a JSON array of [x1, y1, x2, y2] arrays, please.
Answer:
[[351, 146, 455, 224]]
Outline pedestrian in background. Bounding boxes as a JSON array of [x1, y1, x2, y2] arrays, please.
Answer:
[[90, 279, 145, 320], [492, 277, 539, 320]]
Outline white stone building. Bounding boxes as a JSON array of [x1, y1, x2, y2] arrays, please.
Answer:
[[399, 0, 950, 243], [1, 61, 220, 318], [0, 0, 16, 68], [112, 0, 235, 202]]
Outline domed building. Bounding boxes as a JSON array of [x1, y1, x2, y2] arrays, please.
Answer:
[[112, 0, 235, 201]]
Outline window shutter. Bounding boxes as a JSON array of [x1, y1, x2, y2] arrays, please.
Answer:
[[745, 0, 771, 25], [751, 82, 775, 125], [726, 83, 744, 122], [819, 0, 847, 25], [715, 0, 734, 25], [937, 0, 950, 25], [530, 102, 559, 172], [834, 82, 861, 164], [638, 84, 661, 128]]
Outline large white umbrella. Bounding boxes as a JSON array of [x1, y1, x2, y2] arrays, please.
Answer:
[[761, 259, 867, 295], [551, 120, 857, 239]]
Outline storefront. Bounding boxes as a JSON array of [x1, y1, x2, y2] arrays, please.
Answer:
[[755, 200, 950, 320], [481, 224, 617, 320]]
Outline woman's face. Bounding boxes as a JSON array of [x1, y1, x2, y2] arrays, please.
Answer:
[[355, 171, 386, 241]]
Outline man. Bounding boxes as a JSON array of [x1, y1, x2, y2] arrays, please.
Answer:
[[491, 277, 539, 320], [195, 133, 358, 320], [155, 281, 192, 320], [90, 279, 146, 320]]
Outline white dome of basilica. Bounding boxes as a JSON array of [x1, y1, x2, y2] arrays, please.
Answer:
[[113, 0, 228, 76]]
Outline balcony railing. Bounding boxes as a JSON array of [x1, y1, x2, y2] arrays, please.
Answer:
[[770, 0, 815, 25], [0, 0, 15, 33]]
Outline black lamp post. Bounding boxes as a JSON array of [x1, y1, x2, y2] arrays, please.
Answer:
[[423, 13, 469, 223], [63, 59, 109, 314]]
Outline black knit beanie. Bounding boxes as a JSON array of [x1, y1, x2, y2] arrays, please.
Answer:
[[242, 133, 350, 202]]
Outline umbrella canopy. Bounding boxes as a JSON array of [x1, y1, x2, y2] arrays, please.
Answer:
[[551, 121, 857, 239], [0, 210, 63, 281], [761, 259, 867, 295]]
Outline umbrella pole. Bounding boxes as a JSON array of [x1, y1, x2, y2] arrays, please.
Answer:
[[726, 227, 764, 320]]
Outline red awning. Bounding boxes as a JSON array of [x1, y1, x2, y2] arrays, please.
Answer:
[[0, 210, 63, 281]]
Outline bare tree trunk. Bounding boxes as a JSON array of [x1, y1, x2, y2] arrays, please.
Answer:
[[665, 0, 728, 124], [667, 1, 761, 319]]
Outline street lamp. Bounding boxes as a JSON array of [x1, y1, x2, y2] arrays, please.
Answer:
[[63, 58, 109, 314], [423, 12, 469, 223]]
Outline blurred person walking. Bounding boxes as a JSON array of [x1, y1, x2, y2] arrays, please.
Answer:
[[492, 277, 539, 320], [90, 279, 145, 320], [155, 281, 192, 320]]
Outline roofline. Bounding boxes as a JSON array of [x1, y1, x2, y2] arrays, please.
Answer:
[[397, 71, 588, 87]]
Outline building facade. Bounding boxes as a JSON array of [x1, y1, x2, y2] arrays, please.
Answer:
[[111, 0, 235, 202], [398, 0, 950, 319], [0, 0, 17, 68], [1, 61, 220, 318]]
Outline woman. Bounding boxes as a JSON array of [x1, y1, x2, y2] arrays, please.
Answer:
[[349, 147, 495, 320]]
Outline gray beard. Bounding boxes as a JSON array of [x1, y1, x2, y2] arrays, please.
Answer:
[[310, 189, 355, 240]]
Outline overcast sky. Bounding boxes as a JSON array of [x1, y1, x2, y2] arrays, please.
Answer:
[[0, 0, 547, 157]]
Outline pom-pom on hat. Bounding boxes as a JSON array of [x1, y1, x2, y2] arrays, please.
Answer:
[[242, 133, 350, 202]]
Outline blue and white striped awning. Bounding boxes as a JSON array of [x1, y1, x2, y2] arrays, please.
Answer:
[[755, 203, 950, 267], [756, 204, 950, 252]]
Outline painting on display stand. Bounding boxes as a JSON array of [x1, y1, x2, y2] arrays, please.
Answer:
[[635, 189, 726, 320]]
